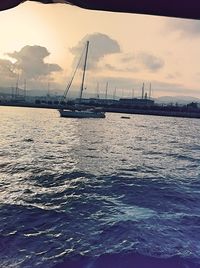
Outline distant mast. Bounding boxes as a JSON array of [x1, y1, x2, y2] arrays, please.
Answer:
[[79, 40, 89, 101], [105, 82, 108, 99], [141, 82, 145, 99], [15, 73, 20, 99], [24, 79, 27, 99], [113, 87, 116, 100], [149, 83, 152, 99], [11, 86, 14, 99], [96, 82, 100, 99], [132, 88, 135, 99]]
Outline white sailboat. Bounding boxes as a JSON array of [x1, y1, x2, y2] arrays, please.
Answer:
[[59, 41, 106, 119]]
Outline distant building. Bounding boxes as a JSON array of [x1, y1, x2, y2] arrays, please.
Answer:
[[75, 98, 118, 105], [119, 98, 154, 107]]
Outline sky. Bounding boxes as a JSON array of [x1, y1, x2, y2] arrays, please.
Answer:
[[0, 1, 200, 98]]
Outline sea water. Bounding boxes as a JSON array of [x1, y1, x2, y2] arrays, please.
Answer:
[[1, 106, 200, 268]]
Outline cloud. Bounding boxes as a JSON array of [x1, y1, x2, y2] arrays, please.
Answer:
[[71, 35, 163, 75], [166, 72, 181, 80], [118, 52, 165, 73], [120, 54, 135, 63], [70, 33, 121, 70], [86, 75, 192, 98], [97, 76, 138, 89], [0, 59, 18, 87], [104, 63, 119, 71], [166, 19, 200, 38], [7, 45, 62, 79], [101, 51, 164, 74], [137, 52, 165, 72], [0, 59, 16, 78], [104, 63, 139, 73], [90, 76, 154, 98]]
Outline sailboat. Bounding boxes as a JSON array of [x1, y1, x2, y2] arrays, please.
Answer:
[[59, 41, 106, 119]]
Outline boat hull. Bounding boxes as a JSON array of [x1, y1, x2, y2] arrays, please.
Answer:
[[59, 109, 106, 118]]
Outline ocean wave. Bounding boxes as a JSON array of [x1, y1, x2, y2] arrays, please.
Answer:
[[1, 108, 200, 267]]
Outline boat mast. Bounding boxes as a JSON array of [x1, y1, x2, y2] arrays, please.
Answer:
[[24, 79, 26, 100], [113, 87, 116, 100], [79, 41, 89, 101], [105, 81, 108, 99], [149, 83, 152, 99], [141, 82, 145, 99], [15, 73, 20, 99], [96, 82, 100, 99]]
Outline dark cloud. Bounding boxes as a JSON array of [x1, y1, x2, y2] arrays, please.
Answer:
[[146, 79, 200, 97], [70, 33, 121, 70], [97, 76, 138, 89], [166, 19, 200, 38], [137, 52, 165, 72], [7, 45, 62, 79], [88, 76, 154, 99], [86, 75, 192, 98], [152, 80, 183, 93]]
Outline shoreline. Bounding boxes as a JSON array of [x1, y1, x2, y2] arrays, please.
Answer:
[[1, 103, 200, 119]]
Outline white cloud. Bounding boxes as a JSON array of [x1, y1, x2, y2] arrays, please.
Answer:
[[70, 33, 121, 70], [7, 45, 62, 79]]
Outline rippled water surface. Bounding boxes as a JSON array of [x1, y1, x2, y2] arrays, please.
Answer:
[[1, 106, 200, 268]]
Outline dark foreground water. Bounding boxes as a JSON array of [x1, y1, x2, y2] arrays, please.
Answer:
[[1, 106, 200, 268]]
